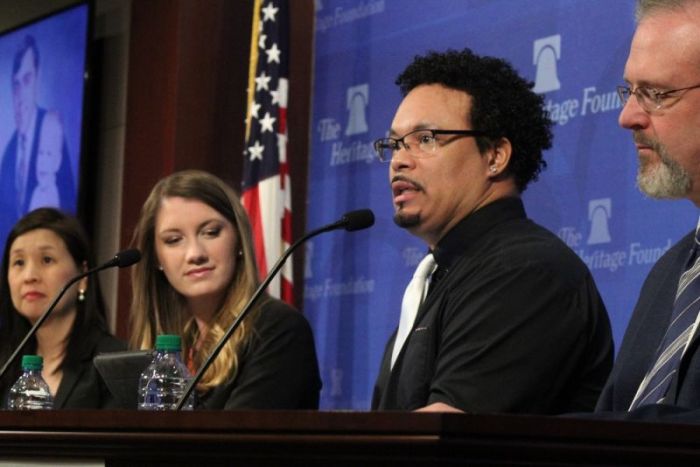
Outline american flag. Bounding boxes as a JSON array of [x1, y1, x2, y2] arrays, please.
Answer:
[[242, 0, 293, 302]]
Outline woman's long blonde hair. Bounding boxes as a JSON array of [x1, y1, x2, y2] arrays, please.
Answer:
[[129, 170, 264, 389]]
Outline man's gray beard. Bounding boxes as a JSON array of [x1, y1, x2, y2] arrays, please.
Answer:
[[636, 143, 692, 199], [393, 210, 420, 228]]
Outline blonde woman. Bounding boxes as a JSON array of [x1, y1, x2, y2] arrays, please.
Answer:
[[130, 170, 320, 409]]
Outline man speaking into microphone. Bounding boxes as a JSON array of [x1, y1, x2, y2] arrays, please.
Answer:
[[371, 49, 614, 414]]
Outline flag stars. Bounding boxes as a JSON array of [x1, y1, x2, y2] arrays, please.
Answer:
[[260, 112, 276, 133], [271, 79, 287, 106], [255, 72, 271, 91], [262, 3, 279, 22], [270, 88, 281, 105], [251, 101, 261, 119], [259, 33, 267, 49], [248, 140, 264, 161], [266, 43, 281, 64]]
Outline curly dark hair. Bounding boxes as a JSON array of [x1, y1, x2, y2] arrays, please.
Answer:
[[396, 48, 553, 192]]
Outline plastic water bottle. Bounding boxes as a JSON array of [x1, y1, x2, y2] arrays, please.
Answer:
[[138, 334, 194, 410], [7, 355, 54, 410]]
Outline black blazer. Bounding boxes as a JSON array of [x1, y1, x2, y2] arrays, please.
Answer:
[[197, 299, 321, 410], [0, 325, 126, 409], [54, 327, 127, 409]]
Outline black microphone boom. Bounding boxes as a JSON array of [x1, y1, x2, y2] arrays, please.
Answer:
[[0, 249, 142, 381], [339, 209, 375, 232], [105, 248, 143, 269], [175, 209, 375, 409]]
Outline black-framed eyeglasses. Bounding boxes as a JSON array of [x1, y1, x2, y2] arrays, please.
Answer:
[[372, 128, 487, 162], [617, 83, 700, 113]]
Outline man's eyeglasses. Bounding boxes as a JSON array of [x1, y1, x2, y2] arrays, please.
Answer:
[[617, 83, 700, 113], [373, 129, 486, 162]]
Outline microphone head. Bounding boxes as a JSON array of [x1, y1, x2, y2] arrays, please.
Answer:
[[341, 209, 375, 231], [114, 249, 142, 268]]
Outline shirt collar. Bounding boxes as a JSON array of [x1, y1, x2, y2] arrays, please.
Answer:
[[431, 197, 527, 272]]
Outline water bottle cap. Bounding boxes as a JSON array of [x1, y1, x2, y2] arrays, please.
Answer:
[[155, 334, 182, 351], [21, 354, 43, 370]]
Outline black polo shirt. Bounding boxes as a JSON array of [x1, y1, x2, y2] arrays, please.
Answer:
[[372, 197, 613, 413]]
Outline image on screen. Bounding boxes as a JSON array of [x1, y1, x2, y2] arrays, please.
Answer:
[[0, 3, 89, 249]]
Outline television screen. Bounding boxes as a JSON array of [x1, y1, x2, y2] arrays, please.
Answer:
[[0, 3, 89, 249]]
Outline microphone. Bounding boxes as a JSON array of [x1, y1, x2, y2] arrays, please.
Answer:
[[0, 249, 142, 381], [175, 209, 375, 409], [101, 248, 142, 269], [336, 209, 376, 232]]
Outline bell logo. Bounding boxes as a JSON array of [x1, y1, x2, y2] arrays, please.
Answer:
[[533, 35, 562, 93], [587, 198, 612, 245], [345, 84, 369, 136]]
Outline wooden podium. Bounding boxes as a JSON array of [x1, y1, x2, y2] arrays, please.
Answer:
[[0, 410, 699, 465]]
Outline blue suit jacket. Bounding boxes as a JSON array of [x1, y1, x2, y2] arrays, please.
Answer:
[[596, 230, 700, 412], [0, 108, 75, 246]]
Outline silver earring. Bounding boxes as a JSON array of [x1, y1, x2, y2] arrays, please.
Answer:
[[78, 289, 86, 302], [489, 166, 498, 173], [158, 265, 164, 271], [237, 250, 243, 257]]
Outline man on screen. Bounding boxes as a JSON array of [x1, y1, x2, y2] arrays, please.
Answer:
[[596, 0, 700, 415], [0, 35, 75, 238], [371, 49, 613, 413]]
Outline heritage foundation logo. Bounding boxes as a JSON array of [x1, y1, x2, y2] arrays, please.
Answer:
[[345, 83, 369, 136], [533, 35, 562, 93], [531, 33, 622, 125], [587, 198, 612, 245], [316, 83, 376, 166], [558, 197, 672, 272]]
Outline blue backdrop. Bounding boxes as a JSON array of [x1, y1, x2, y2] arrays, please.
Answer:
[[304, 0, 698, 410]]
